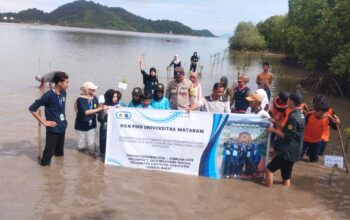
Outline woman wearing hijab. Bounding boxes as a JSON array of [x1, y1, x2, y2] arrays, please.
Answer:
[[169, 54, 182, 78], [74, 82, 103, 156], [97, 89, 118, 159], [189, 72, 204, 106]]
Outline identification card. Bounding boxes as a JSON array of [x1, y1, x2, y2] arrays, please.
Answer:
[[60, 114, 65, 121], [89, 120, 92, 126]]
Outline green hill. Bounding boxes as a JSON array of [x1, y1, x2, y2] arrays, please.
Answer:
[[1, 0, 215, 37]]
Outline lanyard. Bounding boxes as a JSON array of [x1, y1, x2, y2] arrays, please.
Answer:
[[88, 100, 93, 110]]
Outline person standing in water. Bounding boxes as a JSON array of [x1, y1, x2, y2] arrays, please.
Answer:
[[139, 58, 158, 94], [190, 52, 199, 72], [256, 62, 273, 101], [74, 81, 103, 156], [98, 89, 119, 158], [29, 71, 69, 166], [189, 72, 204, 107], [169, 54, 182, 78]]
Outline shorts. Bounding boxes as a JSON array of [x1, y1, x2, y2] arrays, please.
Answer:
[[267, 155, 294, 180]]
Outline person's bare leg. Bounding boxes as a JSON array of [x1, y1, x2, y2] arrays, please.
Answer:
[[265, 169, 273, 187], [282, 179, 290, 187]]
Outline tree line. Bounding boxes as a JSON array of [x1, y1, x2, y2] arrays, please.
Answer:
[[229, 0, 350, 96], [0, 0, 215, 37]]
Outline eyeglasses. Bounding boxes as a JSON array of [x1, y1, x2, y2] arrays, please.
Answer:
[[238, 81, 244, 83]]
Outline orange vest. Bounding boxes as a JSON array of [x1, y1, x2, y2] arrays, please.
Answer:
[[270, 97, 287, 122], [322, 108, 335, 142], [281, 107, 292, 127], [304, 113, 330, 143]]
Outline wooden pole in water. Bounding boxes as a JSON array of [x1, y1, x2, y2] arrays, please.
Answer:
[[37, 109, 42, 162], [336, 124, 349, 173]]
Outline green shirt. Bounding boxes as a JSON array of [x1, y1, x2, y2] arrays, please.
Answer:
[[275, 109, 305, 162]]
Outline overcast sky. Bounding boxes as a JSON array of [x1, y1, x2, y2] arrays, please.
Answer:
[[0, 0, 289, 35]]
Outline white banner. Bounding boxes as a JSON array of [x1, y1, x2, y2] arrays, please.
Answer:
[[105, 107, 270, 179]]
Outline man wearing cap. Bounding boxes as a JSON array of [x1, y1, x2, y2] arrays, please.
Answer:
[[245, 92, 270, 118], [151, 83, 170, 109], [74, 81, 104, 156], [35, 71, 56, 89], [201, 82, 230, 113], [128, 87, 143, 108], [165, 67, 197, 111]]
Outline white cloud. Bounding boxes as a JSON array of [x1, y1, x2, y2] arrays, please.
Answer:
[[0, 0, 289, 35]]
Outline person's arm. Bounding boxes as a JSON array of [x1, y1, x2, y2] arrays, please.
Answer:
[[29, 95, 57, 127], [85, 98, 103, 116], [268, 126, 285, 139]]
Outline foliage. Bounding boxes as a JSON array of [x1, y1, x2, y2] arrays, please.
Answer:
[[257, 15, 289, 52], [229, 22, 266, 51]]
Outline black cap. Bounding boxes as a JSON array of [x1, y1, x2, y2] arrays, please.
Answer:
[[156, 83, 165, 92], [289, 92, 303, 106], [142, 91, 152, 100], [132, 87, 142, 96]]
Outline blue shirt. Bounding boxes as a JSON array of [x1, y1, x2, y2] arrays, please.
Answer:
[[128, 100, 142, 108], [29, 89, 67, 134], [151, 97, 170, 109], [117, 100, 127, 107], [74, 96, 99, 131]]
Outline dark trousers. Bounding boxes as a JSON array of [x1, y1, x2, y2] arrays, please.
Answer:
[[301, 141, 322, 162], [264, 87, 271, 101], [190, 63, 197, 72], [41, 131, 65, 166]]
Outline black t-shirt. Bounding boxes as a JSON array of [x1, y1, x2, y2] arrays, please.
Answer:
[[29, 90, 67, 134], [74, 96, 98, 131], [275, 109, 305, 162], [141, 70, 158, 94]]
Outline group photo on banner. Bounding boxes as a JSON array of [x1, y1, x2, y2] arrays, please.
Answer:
[[105, 108, 271, 180]]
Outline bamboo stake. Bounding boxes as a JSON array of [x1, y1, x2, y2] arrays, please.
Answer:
[[37, 109, 42, 162], [336, 124, 349, 173]]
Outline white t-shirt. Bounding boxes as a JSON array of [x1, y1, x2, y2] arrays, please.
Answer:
[[246, 107, 270, 119], [256, 89, 269, 110]]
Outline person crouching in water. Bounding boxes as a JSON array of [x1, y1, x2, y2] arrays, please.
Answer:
[[97, 89, 118, 159], [151, 83, 170, 109], [74, 81, 103, 156], [266, 92, 305, 187], [301, 101, 339, 162], [128, 87, 143, 108], [141, 91, 153, 109]]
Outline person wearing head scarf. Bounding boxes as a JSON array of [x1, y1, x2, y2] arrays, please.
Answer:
[[74, 81, 103, 156], [189, 72, 204, 107], [169, 54, 182, 78], [190, 52, 199, 72], [97, 89, 118, 158], [220, 76, 232, 100], [138, 58, 158, 94]]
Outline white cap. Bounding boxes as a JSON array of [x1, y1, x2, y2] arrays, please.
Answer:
[[80, 81, 98, 91]]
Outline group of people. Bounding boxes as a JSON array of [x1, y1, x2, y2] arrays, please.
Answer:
[[30, 57, 340, 189], [222, 139, 263, 178]]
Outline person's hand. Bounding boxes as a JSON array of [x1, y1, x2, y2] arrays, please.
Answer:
[[43, 120, 57, 127], [267, 127, 275, 133], [334, 115, 340, 124], [269, 117, 277, 125]]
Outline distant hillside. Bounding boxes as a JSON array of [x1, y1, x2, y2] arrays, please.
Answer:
[[0, 0, 215, 37]]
